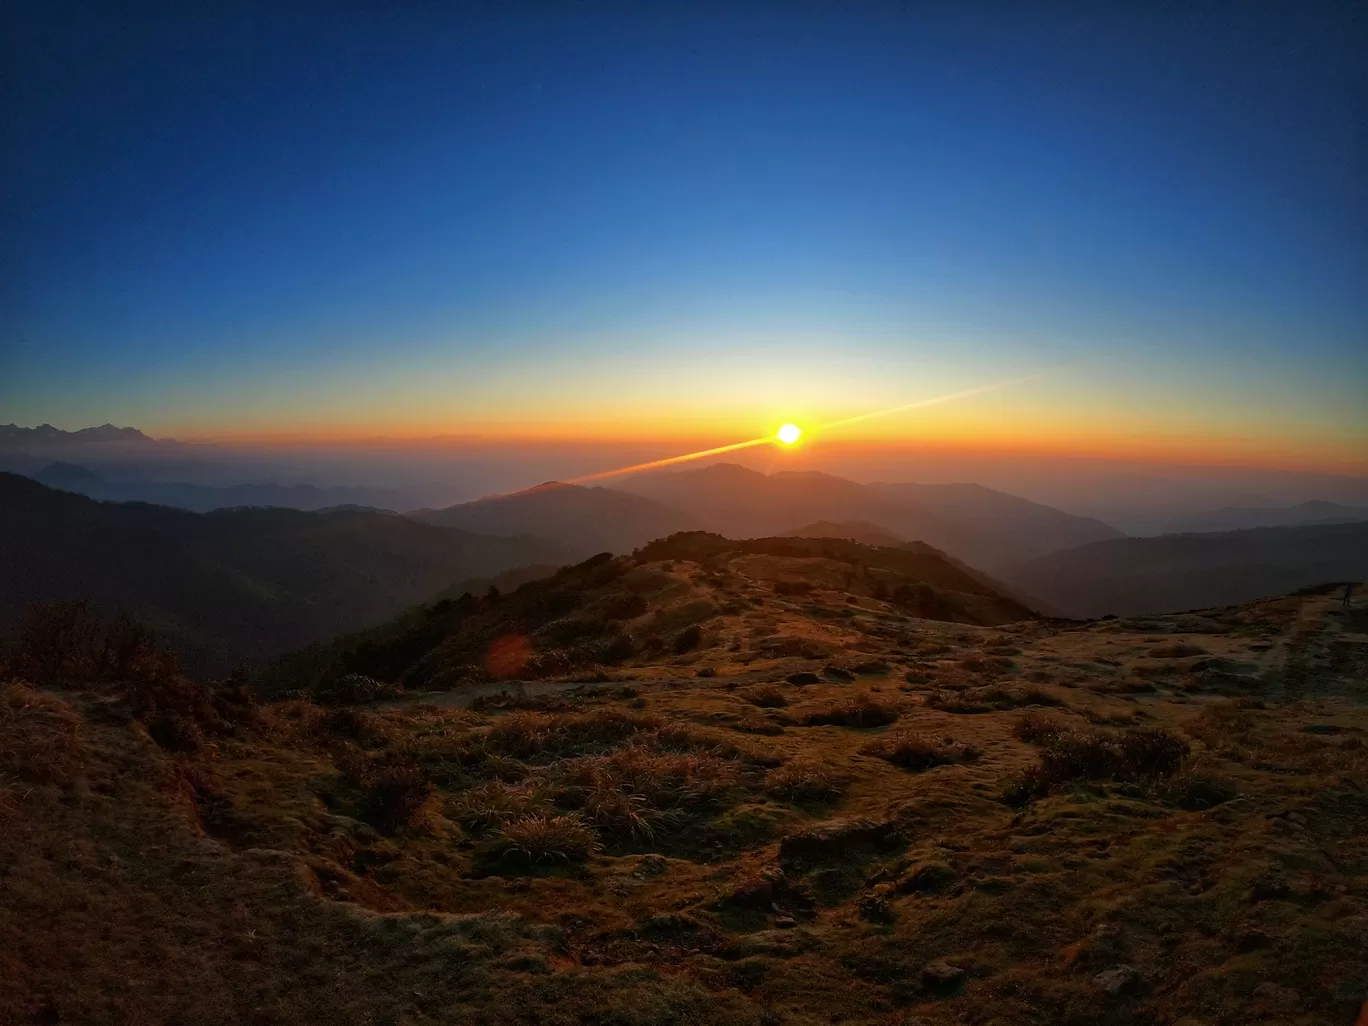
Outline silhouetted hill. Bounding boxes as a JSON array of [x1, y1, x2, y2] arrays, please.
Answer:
[[1157, 500, 1368, 535], [868, 480, 1123, 565], [28, 463, 402, 513], [281, 530, 1035, 692], [0, 473, 571, 673], [411, 482, 699, 555], [1009, 521, 1368, 617], [780, 520, 907, 546], [620, 463, 1119, 572]]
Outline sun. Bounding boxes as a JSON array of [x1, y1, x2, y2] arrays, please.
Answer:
[[776, 423, 803, 445]]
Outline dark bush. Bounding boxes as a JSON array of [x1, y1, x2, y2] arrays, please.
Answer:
[[862, 732, 980, 770], [1005, 726, 1191, 806], [673, 624, 704, 654], [336, 747, 432, 830]]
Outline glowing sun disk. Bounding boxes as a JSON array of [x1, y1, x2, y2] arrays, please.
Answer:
[[777, 423, 803, 445]]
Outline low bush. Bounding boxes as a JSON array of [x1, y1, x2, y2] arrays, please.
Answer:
[[7, 601, 181, 687], [1161, 768, 1237, 810], [803, 693, 900, 728], [765, 759, 845, 802], [861, 732, 980, 771], [1013, 710, 1068, 743], [335, 747, 432, 830], [673, 624, 704, 654], [479, 813, 600, 866], [449, 780, 554, 829], [1003, 726, 1191, 806]]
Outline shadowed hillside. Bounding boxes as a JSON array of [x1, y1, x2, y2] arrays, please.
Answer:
[[411, 482, 699, 556], [1010, 521, 1368, 618], [0, 473, 571, 672]]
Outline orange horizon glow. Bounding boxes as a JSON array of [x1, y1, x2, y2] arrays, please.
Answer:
[[151, 421, 1368, 475]]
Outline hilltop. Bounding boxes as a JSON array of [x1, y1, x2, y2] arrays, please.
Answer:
[[276, 531, 1035, 695]]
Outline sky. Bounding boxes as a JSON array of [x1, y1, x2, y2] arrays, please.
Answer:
[[2, 1, 1366, 472]]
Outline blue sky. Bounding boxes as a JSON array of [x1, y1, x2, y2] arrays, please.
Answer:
[[2, 2, 1365, 466]]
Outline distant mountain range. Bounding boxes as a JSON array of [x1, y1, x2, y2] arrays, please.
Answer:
[[430, 462, 1122, 573], [1154, 500, 1368, 535], [0, 423, 157, 447], [29, 461, 404, 514], [411, 482, 699, 554], [1009, 520, 1368, 617], [780, 520, 909, 547], [0, 473, 571, 673]]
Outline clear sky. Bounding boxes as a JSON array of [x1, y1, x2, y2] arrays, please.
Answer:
[[2, 2, 1365, 470]]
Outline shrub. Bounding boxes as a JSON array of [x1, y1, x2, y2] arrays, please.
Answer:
[[335, 748, 432, 830], [765, 759, 845, 802], [7, 601, 180, 686], [1013, 710, 1068, 743], [803, 693, 900, 728], [449, 780, 554, 829], [1161, 769, 1237, 810], [479, 813, 600, 865], [862, 732, 980, 770], [1004, 726, 1191, 806], [673, 624, 704, 654]]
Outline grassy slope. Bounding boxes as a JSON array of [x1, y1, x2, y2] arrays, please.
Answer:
[[3, 578, 1367, 1023]]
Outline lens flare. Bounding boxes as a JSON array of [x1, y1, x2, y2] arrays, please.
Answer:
[[563, 364, 1076, 486]]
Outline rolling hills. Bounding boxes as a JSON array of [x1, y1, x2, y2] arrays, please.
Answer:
[[411, 482, 699, 556], [1009, 520, 1368, 617], [0, 473, 571, 673]]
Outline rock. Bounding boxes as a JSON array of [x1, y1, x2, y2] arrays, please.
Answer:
[[1093, 965, 1139, 996], [786, 671, 822, 685], [779, 817, 899, 863], [922, 960, 965, 989]]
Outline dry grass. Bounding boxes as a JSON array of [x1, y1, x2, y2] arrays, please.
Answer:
[[802, 692, 900, 728], [478, 812, 601, 866], [764, 759, 846, 802], [0, 680, 85, 786]]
